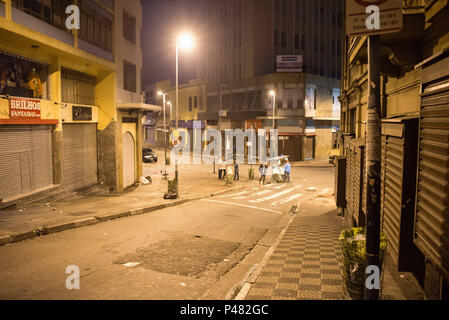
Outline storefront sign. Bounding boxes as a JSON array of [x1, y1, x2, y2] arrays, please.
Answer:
[[9, 97, 41, 119], [72, 106, 92, 121], [122, 117, 138, 123], [276, 55, 303, 73]]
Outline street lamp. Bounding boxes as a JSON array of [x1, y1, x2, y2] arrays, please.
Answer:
[[176, 33, 194, 130], [269, 90, 276, 129], [158, 91, 168, 164]]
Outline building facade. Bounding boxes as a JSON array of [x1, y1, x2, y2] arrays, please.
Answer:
[[144, 79, 207, 149], [0, 0, 158, 207], [198, 0, 343, 160], [338, 0, 449, 299]]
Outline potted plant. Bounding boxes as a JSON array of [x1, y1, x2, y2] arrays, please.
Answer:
[[339, 228, 387, 300]]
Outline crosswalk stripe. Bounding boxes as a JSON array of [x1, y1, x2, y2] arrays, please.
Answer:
[[201, 199, 283, 214], [251, 190, 271, 197], [219, 191, 248, 198], [271, 193, 303, 206], [249, 188, 294, 203]]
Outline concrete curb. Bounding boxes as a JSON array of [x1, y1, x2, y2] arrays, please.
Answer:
[[0, 185, 244, 247]]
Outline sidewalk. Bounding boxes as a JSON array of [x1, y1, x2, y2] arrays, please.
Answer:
[[0, 162, 241, 245], [243, 202, 425, 300], [291, 159, 334, 168]]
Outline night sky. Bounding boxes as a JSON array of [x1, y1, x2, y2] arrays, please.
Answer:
[[141, 0, 207, 87]]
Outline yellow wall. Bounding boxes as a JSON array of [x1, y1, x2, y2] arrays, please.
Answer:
[[167, 83, 206, 121], [96, 72, 117, 130]]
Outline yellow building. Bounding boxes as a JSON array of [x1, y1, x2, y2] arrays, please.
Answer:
[[145, 79, 206, 147], [0, 0, 158, 207]]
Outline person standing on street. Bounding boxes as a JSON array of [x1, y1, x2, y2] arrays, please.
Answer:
[[259, 163, 267, 185], [283, 159, 291, 183], [234, 161, 240, 181]]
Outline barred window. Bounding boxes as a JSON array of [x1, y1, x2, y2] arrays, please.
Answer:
[[123, 10, 136, 44], [79, 0, 113, 52], [123, 60, 136, 92], [61, 68, 96, 105]]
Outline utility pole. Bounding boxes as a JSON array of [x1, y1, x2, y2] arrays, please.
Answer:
[[365, 35, 381, 300]]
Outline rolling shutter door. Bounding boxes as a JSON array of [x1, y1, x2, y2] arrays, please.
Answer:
[[0, 125, 53, 201], [415, 78, 449, 281], [345, 141, 354, 223], [63, 124, 98, 191], [353, 141, 365, 227], [382, 134, 404, 263]]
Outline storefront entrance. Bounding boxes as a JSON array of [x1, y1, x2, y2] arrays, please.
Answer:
[[0, 125, 53, 201], [123, 131, 136, 188], [62, 124, 98, 191]]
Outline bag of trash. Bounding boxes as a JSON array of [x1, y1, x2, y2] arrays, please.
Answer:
[[139, 176, 151, 185]]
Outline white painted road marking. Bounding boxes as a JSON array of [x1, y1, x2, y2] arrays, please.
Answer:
[[271, 193, 303, 206], [201, 199, 283, 214], [219, 191, 248, 198], [249, 188, 294, 203]]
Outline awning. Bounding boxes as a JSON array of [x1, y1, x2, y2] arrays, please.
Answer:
[[117, 103, 162, 112]]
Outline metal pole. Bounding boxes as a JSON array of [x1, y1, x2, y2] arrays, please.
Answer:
[[163, 93, 167, 164], [365, 35, 381, 300], [175, 43, 179, 196], [272, 92, 276, 129], [176, 43, 179, 130]]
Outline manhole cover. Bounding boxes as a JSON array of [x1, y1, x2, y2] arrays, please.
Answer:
[[114, 235, 239, 277]]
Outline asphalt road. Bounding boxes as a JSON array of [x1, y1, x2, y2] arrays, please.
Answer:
[[0, 166, 335, 300]]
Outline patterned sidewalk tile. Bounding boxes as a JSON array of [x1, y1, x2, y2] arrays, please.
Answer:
[[247, 223, 344, 300]]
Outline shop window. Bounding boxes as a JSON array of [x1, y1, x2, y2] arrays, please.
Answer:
[[123, 60, 136, 93], [0, 52, 49, 99], [123, 9, 136, 44]]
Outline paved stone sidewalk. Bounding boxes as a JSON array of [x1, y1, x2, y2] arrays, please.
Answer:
[[246, 217, 344, 300]]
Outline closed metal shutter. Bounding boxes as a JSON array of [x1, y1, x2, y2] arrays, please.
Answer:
[[382, 134, 404, 263], [415, 78, 449, 280], [62, 124, 98, 191], [353, 141, 365, 226], [0, 125, 53, 201], [345, 140, 354, 223], [344, 139, 365, 226]]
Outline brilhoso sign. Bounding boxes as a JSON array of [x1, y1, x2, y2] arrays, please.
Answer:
[[9, 97, 41, 120]]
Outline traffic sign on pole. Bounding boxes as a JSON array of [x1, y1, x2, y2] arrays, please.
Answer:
[[346, 0, 403, 36]]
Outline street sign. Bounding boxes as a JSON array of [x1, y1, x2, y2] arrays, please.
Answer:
[[219, 109, 227, 117], [346, 0, 403, 36]]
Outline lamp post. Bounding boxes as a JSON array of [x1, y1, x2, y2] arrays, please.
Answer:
[[176, 34, 194, 130], [174, 34, 194, 197], [269, 90, 276, 129], [158, 91, 168, 164]]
